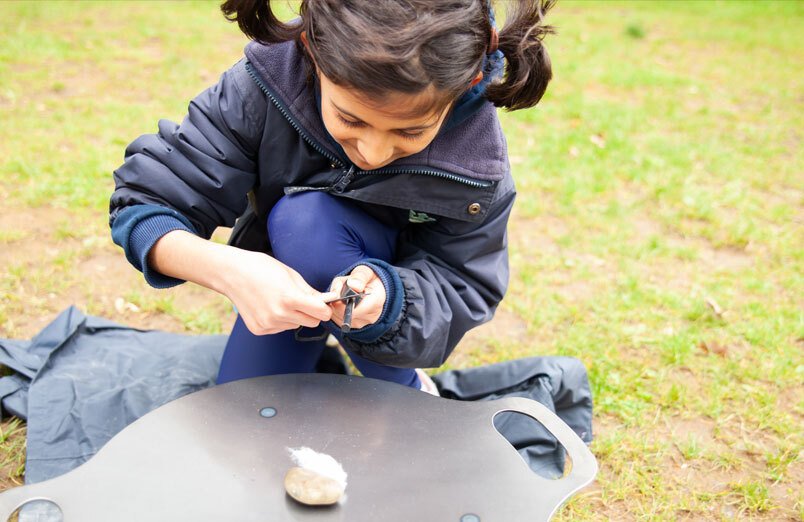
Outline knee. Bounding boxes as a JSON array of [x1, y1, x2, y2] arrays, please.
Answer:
[[267, 193, 350, 287], [268, 192, 338, 250]]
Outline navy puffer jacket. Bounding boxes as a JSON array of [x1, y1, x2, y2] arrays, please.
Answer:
[[110, 40, 515, 368]]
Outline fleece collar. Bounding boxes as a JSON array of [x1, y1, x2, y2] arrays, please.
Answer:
[[244, 40, 508, 182]]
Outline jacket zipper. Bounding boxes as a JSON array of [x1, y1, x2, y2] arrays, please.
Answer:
[[332, 164, 357, 193], [245, 61, 493, 192], [358, 168, 491, 189]]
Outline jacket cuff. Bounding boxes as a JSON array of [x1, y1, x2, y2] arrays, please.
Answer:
[[111, 205, 196, 289], [336, 258, 404, 343]]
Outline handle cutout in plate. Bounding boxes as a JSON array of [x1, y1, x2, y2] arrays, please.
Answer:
[[492, 411, 572, 480], [8, 499, 63, 522]]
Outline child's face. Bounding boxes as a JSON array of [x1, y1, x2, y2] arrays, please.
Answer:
[[318, 72, 451, 171]]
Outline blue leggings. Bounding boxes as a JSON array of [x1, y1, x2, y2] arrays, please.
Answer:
[[216, 192, 420, 389]]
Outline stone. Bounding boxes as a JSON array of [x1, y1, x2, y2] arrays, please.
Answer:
[[284, 466, 345, 506]]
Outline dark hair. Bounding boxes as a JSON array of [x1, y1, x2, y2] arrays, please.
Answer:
[[221, 0, 555, 112]]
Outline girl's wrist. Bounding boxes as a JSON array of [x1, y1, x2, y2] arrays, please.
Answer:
[[196, 240, 244, 298], [148, 230, 238, 297]]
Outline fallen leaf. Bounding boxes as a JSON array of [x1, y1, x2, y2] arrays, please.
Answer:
[[705, 296, 725, 318], [590, 133, 606, 148], [114, 298, 140, 314], [698, 340, 728, 358]]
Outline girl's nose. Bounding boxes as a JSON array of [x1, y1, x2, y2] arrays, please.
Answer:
[[356, 135, 393, 169]]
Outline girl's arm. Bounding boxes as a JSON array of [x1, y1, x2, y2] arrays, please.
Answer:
[[148, 230, 334, 334], [110, 59, 264, 288], [110, 59, 333, 333]]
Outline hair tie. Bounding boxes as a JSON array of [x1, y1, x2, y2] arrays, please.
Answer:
[[488, 27, 499, 54]]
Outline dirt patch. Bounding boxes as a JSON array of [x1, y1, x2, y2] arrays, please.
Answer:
[[506, 212, 604, 303], [778, 385, 804, 424], [629, 212, 754, 270], [622, 213, 758, 298], [2, 60, 106, 113], [0, 206, 66, 244], [668, 416, 716, 443], [0, 208, 230, 338], [508, 211, 568, 256]]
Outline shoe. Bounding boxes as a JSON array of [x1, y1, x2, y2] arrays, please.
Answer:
[[416, 369, 440, 396]]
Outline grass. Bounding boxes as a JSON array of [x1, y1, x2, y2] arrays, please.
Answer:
[[0, 0, 802, 519], [0, 419, 26, 487]]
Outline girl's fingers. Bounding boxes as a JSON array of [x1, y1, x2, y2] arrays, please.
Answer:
[[326, 268, 386, 329], [284, 310, 325, 329], [249, 308, 324, 333], [328, 276, 347, 294], [320, 290, 340, 302], [352, 294, 383, 328], [242, 318, 301, 336], [289, 293, 334, 322], [328, 296, 346, 327], [329, 308, 343, 327], [329, 294, 382, 329], [346, 265, 376, 293]]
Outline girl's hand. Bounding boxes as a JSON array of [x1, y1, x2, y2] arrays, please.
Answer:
[[328, 265, 386, 330], [221, 249, 337, 335]]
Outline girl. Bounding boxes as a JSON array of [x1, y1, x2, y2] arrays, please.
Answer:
[[110, 0, 554, 394]]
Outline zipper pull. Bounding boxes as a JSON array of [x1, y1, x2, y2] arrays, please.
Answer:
[[332, 165, 357, 193]]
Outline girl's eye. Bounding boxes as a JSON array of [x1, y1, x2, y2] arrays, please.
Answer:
[[336, 112, 423, 141], [336, 113, 364, 128], [397, 131, 424, 141]]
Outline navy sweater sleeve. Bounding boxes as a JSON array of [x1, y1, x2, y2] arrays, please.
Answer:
[[110, 205, 195, 288]]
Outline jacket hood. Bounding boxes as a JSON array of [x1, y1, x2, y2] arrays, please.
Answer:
[[244, 40, 509, 182]]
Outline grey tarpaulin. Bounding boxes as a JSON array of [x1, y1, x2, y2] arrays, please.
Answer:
[[432, 357, 594, 479], [0, 307, 226, 484], [0, 307, 593, 484]]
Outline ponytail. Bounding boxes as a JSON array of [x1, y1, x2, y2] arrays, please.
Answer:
[[220, 0, 555, 113], [486, 0, 556, 111], [220, 0, 300, 43]]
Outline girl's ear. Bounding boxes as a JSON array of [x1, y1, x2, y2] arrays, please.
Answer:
[[469, 71, 484, 88], [300, 31, 320, 75]]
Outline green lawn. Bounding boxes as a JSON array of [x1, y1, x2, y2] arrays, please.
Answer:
[[1, 1, 802, 519]]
